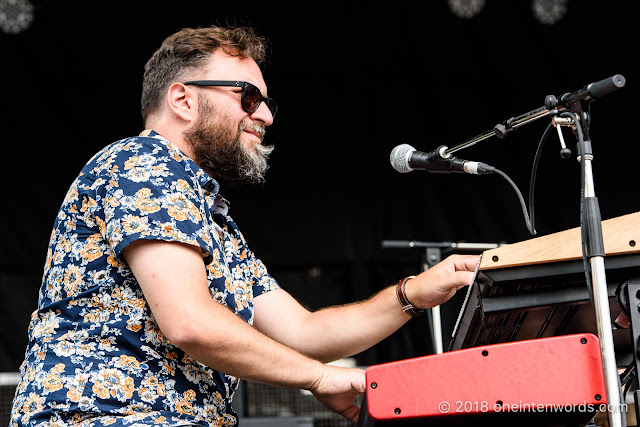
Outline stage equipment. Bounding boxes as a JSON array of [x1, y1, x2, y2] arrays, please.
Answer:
[[0, 0, 34, 34], [358, 334, 606, 426], [381, 240, 503, 354], [388, 74, 627, 427], [448, 211, 639, 424], [447, 0, 485, 19], [390, 144, 494, 175], [0, 373, 20, 425], [389, 142, 535, 234], [532, 0, 568, 25], [438, 74, 625, 158], [621, 280, 640, 423]]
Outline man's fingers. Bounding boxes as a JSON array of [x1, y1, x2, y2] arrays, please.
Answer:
[[450, 254, 482, 272], [456, 270, 477, 288], [341, 404, 360, 423]]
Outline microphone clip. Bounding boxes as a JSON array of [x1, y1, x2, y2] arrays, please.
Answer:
[[411, 145, 467, 174]]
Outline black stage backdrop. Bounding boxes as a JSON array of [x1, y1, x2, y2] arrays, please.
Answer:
[[0, 0, 637, 370]]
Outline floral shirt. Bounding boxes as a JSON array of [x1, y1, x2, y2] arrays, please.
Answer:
[[10, 130, 280, 426]]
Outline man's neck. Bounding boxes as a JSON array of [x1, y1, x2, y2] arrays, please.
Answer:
[[146, 120, 195, 161]]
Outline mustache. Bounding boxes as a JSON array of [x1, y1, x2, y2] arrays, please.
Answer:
[[240, 121, 266, 141]]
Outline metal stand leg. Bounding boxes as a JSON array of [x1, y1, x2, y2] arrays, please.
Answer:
[[424, 247, 443, 354]]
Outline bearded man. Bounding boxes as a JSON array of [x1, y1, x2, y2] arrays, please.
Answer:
[[10, 25, 479, 426]]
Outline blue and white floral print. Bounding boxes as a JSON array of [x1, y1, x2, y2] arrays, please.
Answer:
[[10, 130, 279, 426]]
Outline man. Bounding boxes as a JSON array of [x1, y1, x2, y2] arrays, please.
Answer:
[[10, 25, 479, 426]]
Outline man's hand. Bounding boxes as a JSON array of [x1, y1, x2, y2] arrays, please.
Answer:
[[308, 365, 366, 423], [405, 254, 481, 309]]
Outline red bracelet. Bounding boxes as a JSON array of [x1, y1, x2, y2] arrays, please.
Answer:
[[395, 276, 424, 317]]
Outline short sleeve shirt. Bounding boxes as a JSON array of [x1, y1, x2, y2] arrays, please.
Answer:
[[10, 130, 280, 426]]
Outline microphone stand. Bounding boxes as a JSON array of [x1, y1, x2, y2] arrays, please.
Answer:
[[422, 75, 626, 427], [565, 101, 623, 427]]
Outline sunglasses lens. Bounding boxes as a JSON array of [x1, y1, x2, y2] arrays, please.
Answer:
[[242, 85, 262, 112], [242, 84, 278, 118]]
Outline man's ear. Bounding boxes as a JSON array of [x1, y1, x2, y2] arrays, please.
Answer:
[[166, 83, 199, 122]]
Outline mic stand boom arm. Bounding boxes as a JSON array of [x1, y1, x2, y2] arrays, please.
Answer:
[[441, 74, 625, 156]]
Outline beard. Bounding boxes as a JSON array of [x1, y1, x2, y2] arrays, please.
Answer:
[[183, 95, 274, 186]]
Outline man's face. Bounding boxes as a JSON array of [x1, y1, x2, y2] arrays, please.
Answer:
[[183, 50, 275, 185], [184, 95, 273, 185]]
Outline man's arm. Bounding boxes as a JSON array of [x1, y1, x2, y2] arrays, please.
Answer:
[[253, 254, 479, 363], [122, 239, 365, 422]]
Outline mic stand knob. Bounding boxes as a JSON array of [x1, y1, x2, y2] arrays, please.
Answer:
[[551, 111, 573, 159]]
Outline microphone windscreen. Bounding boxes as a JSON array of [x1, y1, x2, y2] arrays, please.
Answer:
[[390, 144, 415, 173]]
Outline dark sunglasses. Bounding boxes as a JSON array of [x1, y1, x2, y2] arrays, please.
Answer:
[[183, 80, 278, 119]]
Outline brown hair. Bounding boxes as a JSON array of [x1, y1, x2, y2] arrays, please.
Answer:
[[141, 25, 268, 123]]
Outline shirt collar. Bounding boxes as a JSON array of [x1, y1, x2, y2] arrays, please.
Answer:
[[140, 129, 221, 195]]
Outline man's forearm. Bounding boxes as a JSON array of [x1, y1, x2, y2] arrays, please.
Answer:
[[177, 299, 331, 389], [296, 285, 410, 362], [262, 254, 479, 363]]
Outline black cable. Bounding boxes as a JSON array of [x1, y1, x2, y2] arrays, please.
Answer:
[[493, 168, 534, 235], [527, 122, 555, 237], [620, 362, 634, 382], [620, 362, 635, 402]]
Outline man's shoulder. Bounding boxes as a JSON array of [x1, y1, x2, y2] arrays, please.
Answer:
[[105, 132, 179, 157], [84, 132, 187, 173]]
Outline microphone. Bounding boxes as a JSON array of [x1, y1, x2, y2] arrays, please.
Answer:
[[390, 144, 495, 175]]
